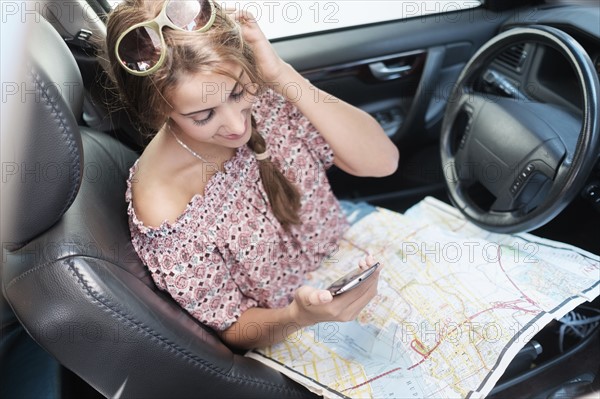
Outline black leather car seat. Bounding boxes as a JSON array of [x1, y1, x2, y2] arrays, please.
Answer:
[[1, 14, 314, 399]]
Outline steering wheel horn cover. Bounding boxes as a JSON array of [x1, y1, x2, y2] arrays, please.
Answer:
[[441, 25, 600, 233]]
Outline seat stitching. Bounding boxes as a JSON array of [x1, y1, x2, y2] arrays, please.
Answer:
[[28, 64, 81, 218], [63, 257, 305, 395], [7, 257, 302, 394]]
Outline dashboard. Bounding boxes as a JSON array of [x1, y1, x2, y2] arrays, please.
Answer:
[[480, 5, 600, 115]]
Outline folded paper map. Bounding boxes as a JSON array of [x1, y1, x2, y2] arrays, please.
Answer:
[[247, 197, 600, 398]]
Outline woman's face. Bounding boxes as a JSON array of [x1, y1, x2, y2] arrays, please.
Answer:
[[167, 64, 256, 151]]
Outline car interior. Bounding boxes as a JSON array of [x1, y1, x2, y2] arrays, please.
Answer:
[[1, 0, 599, 398]]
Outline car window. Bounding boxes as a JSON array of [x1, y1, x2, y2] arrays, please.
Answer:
[[108, 1, 483, 40]]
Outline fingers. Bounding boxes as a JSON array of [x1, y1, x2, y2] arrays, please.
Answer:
[[358, 254, 380, 270], [294, 255, 383, 324], [366, 254, 377, 266], [358, 258, 367, 270], [224, 8, 257, 24], [317, 290, 333, 304], [295, 285, 333, 307], [293, 277, 378, 324]]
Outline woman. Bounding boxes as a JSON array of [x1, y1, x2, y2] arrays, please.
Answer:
[[106, 0, 399, 349]]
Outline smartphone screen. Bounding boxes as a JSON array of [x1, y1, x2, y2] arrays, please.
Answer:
[[326, 262, 380, 296]]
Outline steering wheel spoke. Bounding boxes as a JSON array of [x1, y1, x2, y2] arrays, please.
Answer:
[[441, 26, 599, 232]]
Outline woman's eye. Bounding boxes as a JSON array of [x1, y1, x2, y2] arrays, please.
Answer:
[[230, 86, 245, 100], [192, 110, 214, 126]]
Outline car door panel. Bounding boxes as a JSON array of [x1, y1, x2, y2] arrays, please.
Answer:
[[272, 7, 511, 207]]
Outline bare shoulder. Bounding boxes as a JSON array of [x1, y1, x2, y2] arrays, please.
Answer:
[[130, 156, 199, 229]]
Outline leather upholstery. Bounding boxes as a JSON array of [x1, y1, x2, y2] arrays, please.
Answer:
[[1, 15, 315, 399], [3, 14, 84, 247]]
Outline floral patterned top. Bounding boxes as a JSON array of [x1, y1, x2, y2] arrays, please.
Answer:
[[126, 89, 349, 331]]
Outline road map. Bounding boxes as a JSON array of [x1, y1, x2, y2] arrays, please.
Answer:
[[246, 197, 600, 398]]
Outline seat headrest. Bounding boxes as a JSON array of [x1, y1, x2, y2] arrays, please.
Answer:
[[2, 15, 85, 248], [30, 13, 85, 117]]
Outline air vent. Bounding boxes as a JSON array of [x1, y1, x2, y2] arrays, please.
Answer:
[[497, 43, 528, 72]]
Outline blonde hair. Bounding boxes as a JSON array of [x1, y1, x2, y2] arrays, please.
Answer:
[[105, 0, 301, 228]]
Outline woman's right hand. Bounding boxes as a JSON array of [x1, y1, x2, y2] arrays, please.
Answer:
[[289, 256, 382, 327]]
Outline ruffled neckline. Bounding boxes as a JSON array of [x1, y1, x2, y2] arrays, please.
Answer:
[[126, 144, 256, 236]]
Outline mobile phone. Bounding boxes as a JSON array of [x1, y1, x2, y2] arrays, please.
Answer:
[[326, 262, 380, 296]]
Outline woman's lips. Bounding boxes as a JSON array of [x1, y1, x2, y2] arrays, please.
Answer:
[[222, 134, 244, 140]]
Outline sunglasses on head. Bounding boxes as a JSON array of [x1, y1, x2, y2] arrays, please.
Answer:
[[115, 0, 216, 76]]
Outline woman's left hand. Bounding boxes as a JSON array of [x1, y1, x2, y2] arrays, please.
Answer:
[[228, 10, 288, 85]]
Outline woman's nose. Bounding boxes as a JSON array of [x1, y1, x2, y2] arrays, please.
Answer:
[[220, 105, 247, 135]]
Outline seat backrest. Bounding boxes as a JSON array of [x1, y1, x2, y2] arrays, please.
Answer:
[[1, 14, 314, 399]]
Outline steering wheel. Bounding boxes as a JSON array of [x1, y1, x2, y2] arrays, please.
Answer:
[[440, 26, 600, 233]]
